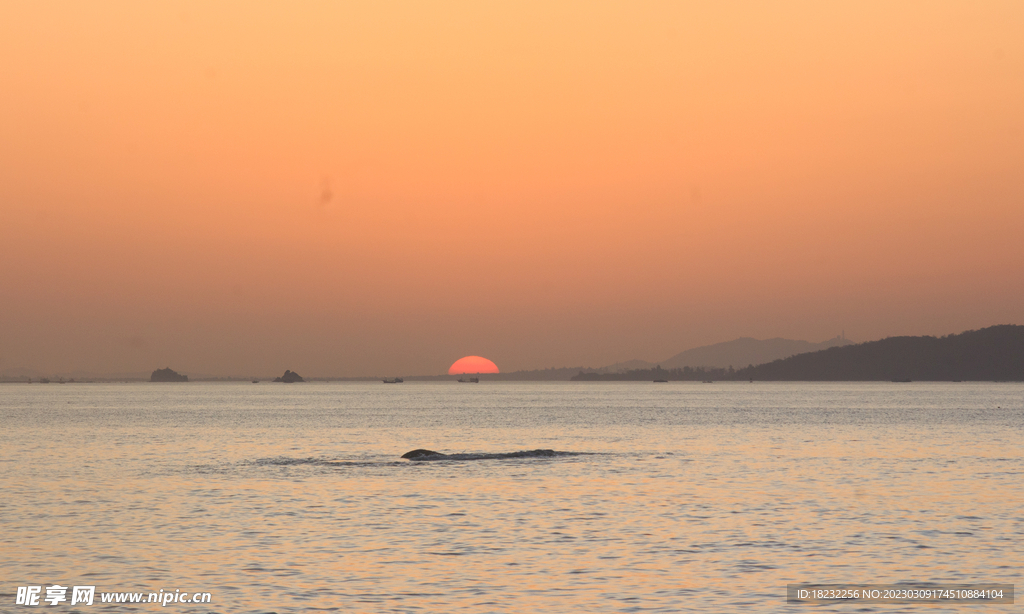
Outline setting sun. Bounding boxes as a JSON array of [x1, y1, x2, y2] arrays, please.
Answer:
[[448, 356, 500, 375]]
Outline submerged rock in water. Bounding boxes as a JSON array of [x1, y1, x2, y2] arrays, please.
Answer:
[[401, 449, 446, 459], [400, 448, 562, 461]]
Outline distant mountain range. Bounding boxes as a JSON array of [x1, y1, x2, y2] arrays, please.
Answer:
[[598, 334, 853, 372], [406, 334, 857, 381], [741, 325, 1024, 381], [574, 325, 1024, 381], [8, 327, 1018, 383], [0, 368, 154, 382]]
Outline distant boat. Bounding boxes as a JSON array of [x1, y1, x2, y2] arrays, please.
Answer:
[[457, 377, 479, 383], [892, 379, 912, 383], [383, 378, 404, 384], [653, 379, 668, 383], [702, 380, 713, 383], [252, 380, 259, 383]]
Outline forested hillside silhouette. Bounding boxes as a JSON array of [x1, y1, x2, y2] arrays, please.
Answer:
[[572, 325, 1024, 381]]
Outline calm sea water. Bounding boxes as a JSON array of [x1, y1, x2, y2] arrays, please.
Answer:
[[1, 382, 1021, 613]]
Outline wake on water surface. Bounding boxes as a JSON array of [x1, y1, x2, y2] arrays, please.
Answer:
[[399, 448, 574, 461], [250, 449, 588, 468]]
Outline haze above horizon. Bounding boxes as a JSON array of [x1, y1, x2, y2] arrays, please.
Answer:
[[2, 2, 1022, 378]]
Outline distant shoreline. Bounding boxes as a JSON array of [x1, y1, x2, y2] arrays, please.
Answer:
[[5, 325, 1021, 384], [572, 325, 1024, 382], [3, 378, 1022, 385]]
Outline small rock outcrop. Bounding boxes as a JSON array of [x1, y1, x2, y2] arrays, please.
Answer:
[[273, 370, 305, 383], [150, 368, 188, 382]]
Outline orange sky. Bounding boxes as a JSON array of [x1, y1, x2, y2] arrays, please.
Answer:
[[1, 1, 1022, 377]]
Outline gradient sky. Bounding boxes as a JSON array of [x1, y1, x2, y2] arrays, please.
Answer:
[[2, 1, 1022, 377]]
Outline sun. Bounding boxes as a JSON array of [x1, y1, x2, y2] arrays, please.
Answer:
[[448, 356, 500, 375]]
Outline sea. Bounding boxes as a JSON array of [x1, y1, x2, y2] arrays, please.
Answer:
[[1, 381, 1021, 613]]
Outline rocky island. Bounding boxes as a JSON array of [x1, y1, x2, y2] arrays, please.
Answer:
[[273, 370, 305, 383], [150, 368, 188, 382]]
